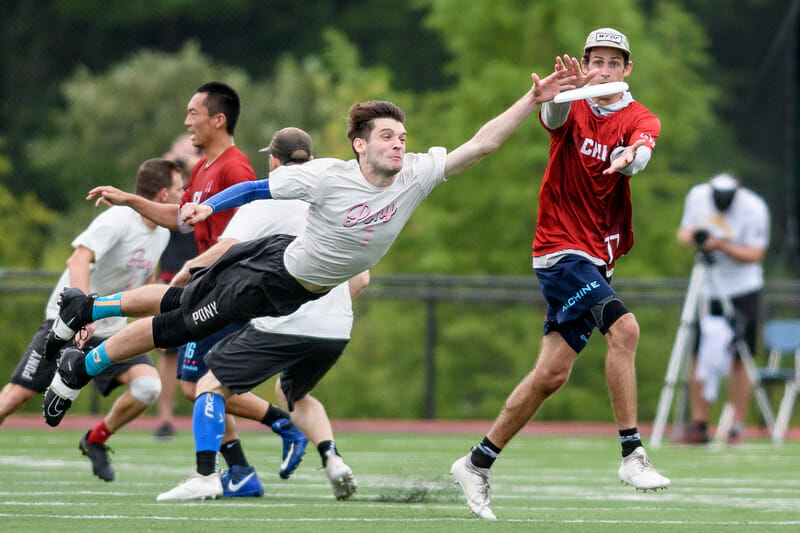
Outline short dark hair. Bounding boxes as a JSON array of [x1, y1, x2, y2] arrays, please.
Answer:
[[196, 81, 241, 135], [582, 48, 630, 66], [346, 101, 406, 160], [135, 158, 180, 200]]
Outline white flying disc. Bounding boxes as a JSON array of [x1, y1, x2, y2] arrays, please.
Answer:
[[553, 82, 629, 103]]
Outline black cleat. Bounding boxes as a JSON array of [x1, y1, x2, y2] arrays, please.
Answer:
[[42, 347, 90, 427], [79, 431, 115, 482], [44, 288, 95, 360], [42, 388, 72, 427]]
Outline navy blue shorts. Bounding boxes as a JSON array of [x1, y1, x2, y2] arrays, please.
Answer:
[[535, 255, 616, 353], [178, 321, 247, 383]]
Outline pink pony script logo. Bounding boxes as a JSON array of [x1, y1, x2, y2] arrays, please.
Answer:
[[343, 203, 398, 227]]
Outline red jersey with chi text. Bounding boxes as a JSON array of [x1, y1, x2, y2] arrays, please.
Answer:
[[533, 99, 660, 270], [181, 145, 256, 252]]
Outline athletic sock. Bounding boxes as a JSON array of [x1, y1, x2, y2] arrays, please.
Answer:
[[92, 292, 123, 320], [620, 427, 642, 457], [260, 404, 293, 427], [220, 439, 249, 468], [88, 421, 113, 445], [70, 353, 91, 384], [196, 451, 217, 476], [193, 392, 226, 475], [317, 440, 339, 467], [470, 436, 501, 469], [85, 343, 113, 376]]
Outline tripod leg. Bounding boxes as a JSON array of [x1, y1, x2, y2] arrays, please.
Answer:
[[651, 262, 706, 448]]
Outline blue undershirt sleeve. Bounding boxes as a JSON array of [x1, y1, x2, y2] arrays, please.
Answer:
[[201, 179, 272, 213]]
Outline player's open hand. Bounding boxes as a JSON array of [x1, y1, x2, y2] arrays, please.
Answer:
[[603, 139, 647, 175], [555, 55, 598, 89], [180, 202, 213, 225], [531, 67, 576, 104], [87, 186, 130, 208]]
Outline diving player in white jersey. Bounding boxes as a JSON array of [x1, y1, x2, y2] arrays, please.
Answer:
[[155, 127, 368, 501]]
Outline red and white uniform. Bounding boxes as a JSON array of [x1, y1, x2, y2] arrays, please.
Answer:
[[533, 98, 659, 273], [182, 146, 256, 252]]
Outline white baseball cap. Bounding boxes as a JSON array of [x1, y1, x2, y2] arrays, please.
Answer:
[[584, 28, 631, 56], [709, 173, 738, 192]]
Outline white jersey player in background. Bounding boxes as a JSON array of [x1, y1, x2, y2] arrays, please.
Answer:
[[1, 158, 182, 482]]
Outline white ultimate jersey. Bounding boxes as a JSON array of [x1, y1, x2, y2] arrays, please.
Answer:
[[45, 206, 170, 337], [220, 198, 354, 339], [679, 183, 770, 297], [268, 147, 448, 286]]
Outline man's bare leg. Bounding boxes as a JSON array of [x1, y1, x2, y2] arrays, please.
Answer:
[[487, 333, 578, 447], [604, 313, 640, 431]]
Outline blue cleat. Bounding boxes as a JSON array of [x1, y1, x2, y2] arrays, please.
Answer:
[[220, 465, 264, 497], [271, 418, 308, 479]]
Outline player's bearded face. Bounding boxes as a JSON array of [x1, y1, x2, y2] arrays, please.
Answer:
[[364, 119, 406, 178]]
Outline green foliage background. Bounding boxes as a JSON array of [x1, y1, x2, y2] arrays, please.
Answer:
[[0, 0, 797, 423]]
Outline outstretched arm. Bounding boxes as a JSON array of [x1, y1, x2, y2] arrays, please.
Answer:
[[444, 67, 577, 179], [181, 180, 272, 225], [87, 186, 181, 230]]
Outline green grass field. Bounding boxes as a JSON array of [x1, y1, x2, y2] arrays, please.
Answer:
[[0, 428, 798, 532]]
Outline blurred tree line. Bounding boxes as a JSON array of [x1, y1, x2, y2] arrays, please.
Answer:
[[0, 0, 798, 421]]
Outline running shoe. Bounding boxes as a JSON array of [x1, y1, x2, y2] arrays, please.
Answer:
[[323, 452, 357, 500], [79, 430, 115, 482], [156, 472, 223, 501], [44, 288, 95, 360], [618, 446, 670, 491], [450, 453, 496, 520], [220, 465, 264, 497], [271, 418, 308, 479]]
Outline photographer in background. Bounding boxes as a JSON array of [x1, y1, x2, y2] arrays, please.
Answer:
[[676, 173, 770, 444]]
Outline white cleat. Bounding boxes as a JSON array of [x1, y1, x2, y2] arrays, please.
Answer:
[[450, 454, 497, 520], [618, 446, 670, 492], [156, 472, 223, 501], [323, 452, 358, 500]]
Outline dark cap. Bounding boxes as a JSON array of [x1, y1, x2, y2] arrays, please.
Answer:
[[259, 127, 312, 163]]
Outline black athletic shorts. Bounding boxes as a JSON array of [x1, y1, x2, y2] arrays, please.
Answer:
[[180, 234, 324, 338], [693, 289, 761, 359], [11, 319, 154, 395], [204, 324, 348, 411]]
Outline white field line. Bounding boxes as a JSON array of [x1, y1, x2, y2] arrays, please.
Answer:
[[0, 513, 799, 525]]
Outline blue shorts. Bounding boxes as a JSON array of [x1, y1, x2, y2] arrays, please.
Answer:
[[177, 321, 247, 382], [535, 255, 616, 353]]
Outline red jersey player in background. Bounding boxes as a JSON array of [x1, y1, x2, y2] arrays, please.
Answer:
[[451, 28, 668, 520]]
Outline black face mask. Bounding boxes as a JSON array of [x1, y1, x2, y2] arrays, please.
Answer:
[[712, 188, 736, 212]]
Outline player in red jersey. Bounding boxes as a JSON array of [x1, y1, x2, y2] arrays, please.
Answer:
[[452, 28, 668, 520]]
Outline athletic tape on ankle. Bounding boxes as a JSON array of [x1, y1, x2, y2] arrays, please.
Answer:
[[50, 373, 81, 401]]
